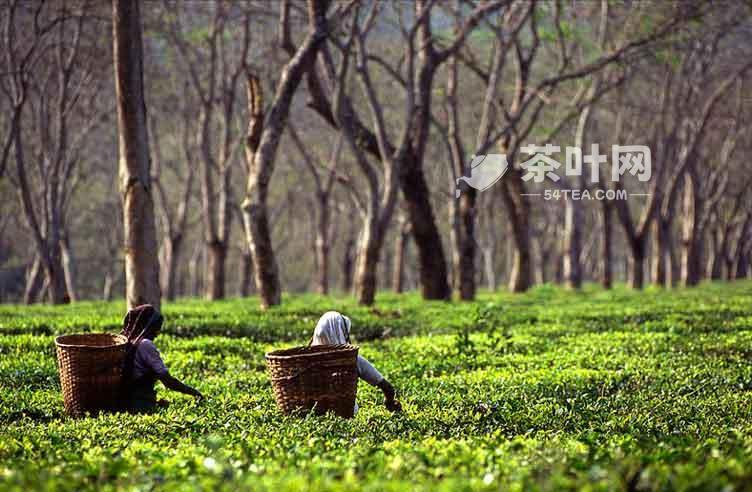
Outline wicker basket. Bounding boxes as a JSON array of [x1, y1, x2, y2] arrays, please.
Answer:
[[55, 333, 128, 416], [265, 344, 359, 418]]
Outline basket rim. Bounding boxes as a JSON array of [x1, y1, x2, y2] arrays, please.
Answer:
[[265, 343, 359, 360], [55, 333, 127, 349]]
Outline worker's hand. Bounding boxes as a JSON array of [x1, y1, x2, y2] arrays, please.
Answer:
[[157, 398, 170, 408], [385, 397, 402, 413], [378, 379, 402, 413], [193, 390, 205, 401]]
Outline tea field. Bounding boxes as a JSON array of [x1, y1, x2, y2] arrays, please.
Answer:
[[3, 282, 752, 490]]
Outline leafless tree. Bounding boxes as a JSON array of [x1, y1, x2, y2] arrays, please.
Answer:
[[150, 109, 194, 301], [679, 79, 746, 286], [614, 32, 751, 289], [2, 0, 108, 304], [287, 123, 344, 294], [160, 2, 255, 300], [319, 10, 400, 305], [241, 0, 337, 308]]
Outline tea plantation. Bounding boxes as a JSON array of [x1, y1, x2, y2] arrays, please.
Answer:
[[3, 282, 752, 490]]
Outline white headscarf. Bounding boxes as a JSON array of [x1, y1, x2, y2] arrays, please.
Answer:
[[310, 311, 385, 416], [312, 311, 352, 345]]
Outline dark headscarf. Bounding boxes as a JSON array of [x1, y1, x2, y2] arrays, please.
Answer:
[[122, 304, 163, 343], [122, 304, 164, 381]]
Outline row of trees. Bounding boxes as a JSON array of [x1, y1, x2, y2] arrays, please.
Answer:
[[1, 0, 751, 307]]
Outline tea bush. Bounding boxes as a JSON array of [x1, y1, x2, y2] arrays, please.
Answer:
[[2, 282, 752, 490]]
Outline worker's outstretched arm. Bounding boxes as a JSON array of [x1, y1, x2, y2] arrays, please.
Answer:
[[157, 372, 203, 399]]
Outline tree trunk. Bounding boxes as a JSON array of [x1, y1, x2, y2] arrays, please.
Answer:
[[113, 0, 161, 310], [103, 271, 114, 301], [400, 159, 451, 300], [382, 242, 393, 292], [24, 255, 44, 304], [162, 234, 183, 301], [628, 239, 646, 289], [60, 235, 78, 302], [481, 245, 496, 291], [651, 218, 671, 287], [354, 216, 385, 306], [239, 248, 254, 297], [709, 230, 724, 280], [392, 216, 410, 293], [315, 196, 330, 295], [725, 255, 735, 281], [242, 73, 281, 309], [189, 243, 203, 298], [708, 244, 722, 280], [555, 251, 565, 285], [667, 230, 680, 287], [43, 241, 69, 304], [452, 190, 477, 300], [563, 197, 584, 289], [342, 235, 355, 294], [242, 186, 280, 308], [737, 251, 750, 279], [680, 174, 702, 287], [563, 93, 595, 291], [206, 240, 228, 300], [501, 173, 533, 292], [533, 236, 546, 285], [242, 1, 329, 308]]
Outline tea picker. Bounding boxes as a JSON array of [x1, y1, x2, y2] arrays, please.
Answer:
[[311, 311, 401, 414], [121, 304, 203, 412], [266, 311, 402, 418]]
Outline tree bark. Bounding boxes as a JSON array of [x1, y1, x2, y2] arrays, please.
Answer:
[[206, 240, 228, 300], [651, 218, 671, 287], [729, 214, 752, 280], [239, 248, 254, 297], [680, 173, 703, 287], [400, 153, 451, 300], [102, 271, 115, 301], [737, 251, 750, 279], [628, 239, 646, 289], [354, 216, 385, 305], [60, 234, 78, 302], [600, 201, 613, 289], [563, 80, 598, 290], [162, 234, 183, 301], [113, 0, 161, 310], [24, 256, 44, 304], [189, 243, 203, 298], [563, 197, 584, 289], [482, 245, 496, 291], [242, 73, 280, 309], [445, 49, 478, 301], [501, 172, 533, 292], [315, 194, 330, 295], [43, 242, 68, 304], [725, 250, 736, 281], [709, 233, 723, 280], [449, 190, 477, 300], [342, 236, 355, 294], [392, 216, 410, 293]]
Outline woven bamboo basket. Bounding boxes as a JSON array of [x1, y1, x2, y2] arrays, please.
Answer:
[[55, 333, 128, 416], [265, 344, 359, 418]]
